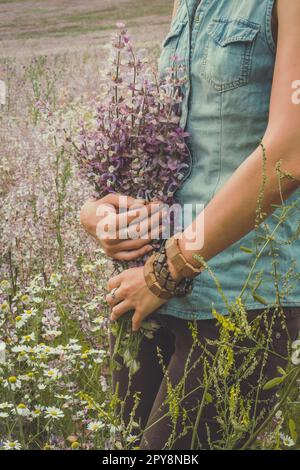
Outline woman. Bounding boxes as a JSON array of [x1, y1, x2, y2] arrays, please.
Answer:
[[80, 0, 300, 449]]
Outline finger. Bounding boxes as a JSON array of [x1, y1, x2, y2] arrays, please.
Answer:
[[112, 244, 153, 262], [132, 310, 142, 332], [116, 201, 164, 233], [130, 201, 165, 228], [97, 196, 147, 236], [101, 194, 145, 209], [107, 273, 123, 291], [127, 213, 160, 240], [113, 237, 152, 251], [124, 206, 167, 241], [106, 240, 153, 258], [106, 289, 123, 307], [111, 300, 132, 321], [116, 208, 147, 233]]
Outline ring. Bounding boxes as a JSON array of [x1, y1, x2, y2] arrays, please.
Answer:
[[110, 287, 118, 300]]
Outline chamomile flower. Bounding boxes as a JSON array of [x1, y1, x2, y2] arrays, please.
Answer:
[[0, 403, 13, 410], [32, 406, 43, 418], [0, 301, 9, 312], [37, 383, 47, 390], [16, 403, 30, 417], [43, 368, 61, 380], [24, 308, 36, 317], [280, 433, 295, 447], [44, 407, 64, 420], [3, 376, 22, 391], [20, 294, 30, 304], [15, 315, 28, 328], [3, 440, 21, 450], [20, 332, 35, 344], [87, 421, 105, 432]]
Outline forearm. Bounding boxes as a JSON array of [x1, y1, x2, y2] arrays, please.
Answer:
[[178, 137, 300, 267]]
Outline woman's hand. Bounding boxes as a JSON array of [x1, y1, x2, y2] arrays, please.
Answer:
[[106, 266, 167, 331], [80, 193, 165, 262]]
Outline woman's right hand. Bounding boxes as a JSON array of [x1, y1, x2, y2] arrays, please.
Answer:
[[80, 194, 165, 262]]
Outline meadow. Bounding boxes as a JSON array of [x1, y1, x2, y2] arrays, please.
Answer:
[[0, 0, 300, 450]]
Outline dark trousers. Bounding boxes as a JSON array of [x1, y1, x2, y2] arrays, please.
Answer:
[[109, 307, 300, 450]]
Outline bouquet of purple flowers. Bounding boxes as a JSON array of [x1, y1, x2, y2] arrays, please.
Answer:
[[72, 24, 191, 372], [74, 23, 190, 207]]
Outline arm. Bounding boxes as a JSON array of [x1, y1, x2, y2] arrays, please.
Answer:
[[177, 0, 300, 268]]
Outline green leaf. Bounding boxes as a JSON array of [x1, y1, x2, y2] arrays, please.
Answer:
[[289, 419, 298, 443], [240, 246, 253, 254], [277, 366, 286, 376], [252, 292, 269, 306], [263, 376, 285, 390]]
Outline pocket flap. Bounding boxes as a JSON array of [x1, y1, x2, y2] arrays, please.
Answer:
[[208, 17, 260, 47], [162, 18, 188, 47]]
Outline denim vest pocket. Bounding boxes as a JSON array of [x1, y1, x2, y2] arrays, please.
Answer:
[[201, 17, 260, 92]]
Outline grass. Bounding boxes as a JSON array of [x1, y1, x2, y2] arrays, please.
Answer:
[[0, 0, 173, 41]]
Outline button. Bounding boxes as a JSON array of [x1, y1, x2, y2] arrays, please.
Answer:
[[275, 332, 281, 339]]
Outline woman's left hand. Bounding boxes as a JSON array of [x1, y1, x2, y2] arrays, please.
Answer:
[[106, 266, 167, 331]]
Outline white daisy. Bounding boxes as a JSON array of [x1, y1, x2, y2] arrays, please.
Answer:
[[20, 332, 35, 344], [43, 368, 61, 380], [280, 433, 295, 447], [15, 315, 28, 328], [3, 440, 21, 450], [16, 403, 30, 417], [31, 406, 43, 418], [0, 402, 13, 410], [87, 421, 105, 432], [44, 407, 64, 420], [3, 376, 22, 391]]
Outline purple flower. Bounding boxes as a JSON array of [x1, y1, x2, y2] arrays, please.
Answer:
[[72, 23, 190, 267]]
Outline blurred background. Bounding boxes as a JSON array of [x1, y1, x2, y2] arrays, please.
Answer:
[[0, 1, 177, 452], [0, 0, 174, 57]]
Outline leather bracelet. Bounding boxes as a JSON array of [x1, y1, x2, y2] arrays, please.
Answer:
[[144, 254, 174, 300], [153, 245, 194, 298], [144, 245, 194, 300], [165, 233, 204, 279]]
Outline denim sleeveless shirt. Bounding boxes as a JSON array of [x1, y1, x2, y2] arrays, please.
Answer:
[[156, 0, 300, 320]]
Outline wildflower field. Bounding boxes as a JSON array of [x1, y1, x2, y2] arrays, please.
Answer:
[[0, 0, 300, 451]]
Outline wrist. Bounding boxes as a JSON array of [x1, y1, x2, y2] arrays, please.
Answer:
[[144, 247, 194, 300], [165, 233, 205, 280], [177, 235, 202, 269]]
